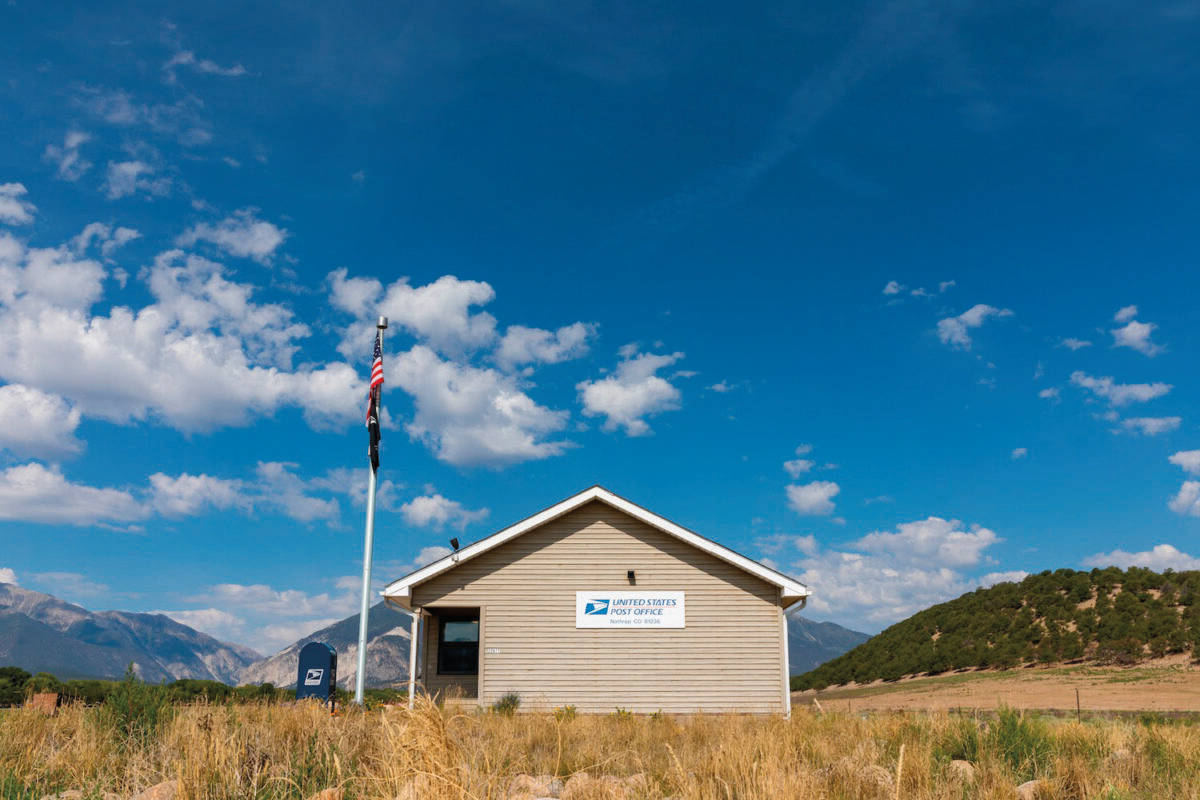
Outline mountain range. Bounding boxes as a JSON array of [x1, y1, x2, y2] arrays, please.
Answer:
[[787, 615, 870, 674], [0, 583, 259, 684], [239, 601, 415, 688], [0, 583, 867, 685]]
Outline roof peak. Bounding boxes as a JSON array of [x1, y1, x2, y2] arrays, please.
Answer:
[[382, 485, 809, 608]]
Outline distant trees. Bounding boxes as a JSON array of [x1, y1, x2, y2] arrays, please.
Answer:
[[0, 668, 337, 707], [0, 666, 31, 706], [792, 567, 1200, 691]]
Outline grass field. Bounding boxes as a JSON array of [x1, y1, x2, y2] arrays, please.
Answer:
[[797, 659, 1200, 716], [2, 695, 1200, 799]]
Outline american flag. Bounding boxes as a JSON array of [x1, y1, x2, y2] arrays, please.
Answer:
[[366, 331, 384, 471], [368, 332, 385, 410]]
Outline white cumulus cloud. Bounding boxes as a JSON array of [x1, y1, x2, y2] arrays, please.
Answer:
[[936, 303, 1013, 350], [494, 322, 595, 371], [0, 462, 146, 526], [1059, 338, 1092, 350], [1070, 371, 1171, 407], [0, 384, 84, 458], [0, 567, 17, 585], [1011, 447, 1028, 459], [1114, 305, 1138, 323], [1168, 450, 1200, 475], [1168, 481, 1200, 517], [393, 345, 570, 467], [148, 472, 251, 516], [328, 270, 498, 357], [176, 209, 287, 264], [1083, 543, 1200, 571], [793, 516, 1006, 632], [0, 183, 36, 224], [72, 223, 141, 259], [0, 240, 362, 433], [1111, 319, 1163, 357], [784, 458, 815, 478], [577, 348, 684, 436], [400, 491, 489, 530], [786, 480, 840, 516]]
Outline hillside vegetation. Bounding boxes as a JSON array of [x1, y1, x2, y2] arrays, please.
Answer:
[[795, 567, 1200, 691]]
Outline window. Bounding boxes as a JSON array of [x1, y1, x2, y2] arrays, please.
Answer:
[[437, 615, 479, 675]]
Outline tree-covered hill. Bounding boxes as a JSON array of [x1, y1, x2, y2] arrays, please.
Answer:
[[794, 567, 1200, 691]]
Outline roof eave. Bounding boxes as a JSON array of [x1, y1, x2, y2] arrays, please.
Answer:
[[381, 485, 810, 603]]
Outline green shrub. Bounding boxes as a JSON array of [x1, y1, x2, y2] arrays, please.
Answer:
[[492, 691, 520, 716], [63, 679, 116, 705], [97, 665, 174, 745], [554, 704, 577, 721], [168, 679, 233, 703], [233, 682, 288, 703], [935, 715, 980, 763], [988, 707, 1053, 781]]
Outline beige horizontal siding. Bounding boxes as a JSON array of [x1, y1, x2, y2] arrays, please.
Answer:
[[411, 501, 785, 714]]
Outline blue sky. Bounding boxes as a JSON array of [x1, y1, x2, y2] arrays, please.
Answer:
[[2, 0, 1199, 653]]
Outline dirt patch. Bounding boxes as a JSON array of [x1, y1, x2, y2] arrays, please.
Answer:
[[798, 658, 1200, 713]]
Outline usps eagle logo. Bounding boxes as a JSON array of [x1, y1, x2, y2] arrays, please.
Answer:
[[584, 599, 610, 616]]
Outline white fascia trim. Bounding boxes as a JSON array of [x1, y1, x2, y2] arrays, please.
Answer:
[[382, 485, 810, 602]]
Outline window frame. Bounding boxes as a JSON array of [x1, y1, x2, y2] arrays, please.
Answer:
[[436, 613, 480, 676]]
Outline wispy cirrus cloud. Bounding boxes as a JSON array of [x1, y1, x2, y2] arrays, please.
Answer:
[[163, 50, 248, 84], [43, 132, 92, 181]]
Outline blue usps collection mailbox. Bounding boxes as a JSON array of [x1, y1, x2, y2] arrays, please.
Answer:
[[296, 642, 337, 706]]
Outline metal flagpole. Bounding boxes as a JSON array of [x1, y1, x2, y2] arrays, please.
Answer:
[[354, 316, 387, 705]]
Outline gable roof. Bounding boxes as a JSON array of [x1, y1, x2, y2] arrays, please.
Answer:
[[382, 485, 810, 608]]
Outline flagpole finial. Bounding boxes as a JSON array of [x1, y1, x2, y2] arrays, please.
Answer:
[[377, 316, 388, 329]]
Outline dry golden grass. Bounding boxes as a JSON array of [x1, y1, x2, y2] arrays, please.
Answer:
[[2, 697, 1199, 799]]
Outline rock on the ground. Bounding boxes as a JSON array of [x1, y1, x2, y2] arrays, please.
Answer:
[[306, 790, 344, 800], [562, 772, 651, 800], [509, 774, 564, 797], [130, 781, 179, 800], [858, 764, 894, 793], [948, 760, 976, 782], [392, 777, 439, 800], [1016, 779, 1049, 800]]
